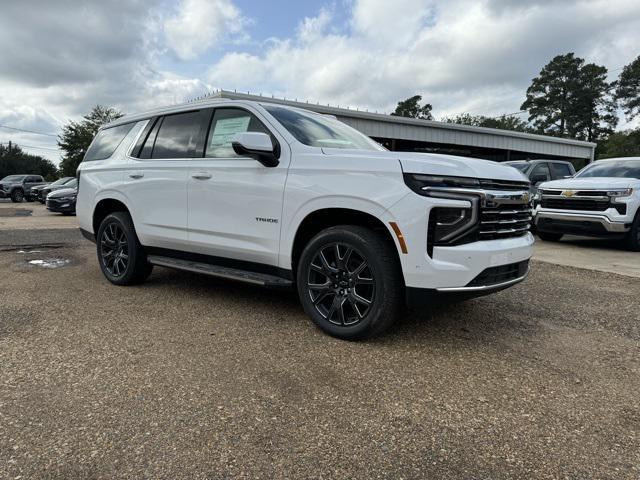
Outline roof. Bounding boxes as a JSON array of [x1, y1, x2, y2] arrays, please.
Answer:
[[109, 89, 596, 160]]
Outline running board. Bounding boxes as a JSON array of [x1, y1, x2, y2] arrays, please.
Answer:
[[147, 255, 293, 287]]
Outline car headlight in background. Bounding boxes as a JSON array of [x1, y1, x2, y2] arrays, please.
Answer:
[[607, 188, 633, 198]]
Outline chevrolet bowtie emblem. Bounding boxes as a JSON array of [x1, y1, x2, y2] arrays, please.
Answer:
[[522, 192, 531, 203], [561, 190, 576, 197]]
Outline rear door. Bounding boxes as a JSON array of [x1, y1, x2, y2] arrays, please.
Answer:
[[123, 110, 208, 251], [186, 106, 290, 266]]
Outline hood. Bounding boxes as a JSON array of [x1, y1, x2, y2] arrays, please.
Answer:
[[48, 187, 77, 198], [321, 149, 529, 182], [540, 177, 639, 190]]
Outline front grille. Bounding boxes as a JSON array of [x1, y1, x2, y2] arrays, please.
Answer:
[[467, 260, 529, 287], [541, 198, 609, 211], [478, 179, 530, 191], [542, 190, 608, 197], [479, 204, 532, 240]]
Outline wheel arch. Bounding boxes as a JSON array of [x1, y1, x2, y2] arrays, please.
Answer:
[[290, 207, 403, 281], [93, 198, 131, 235]]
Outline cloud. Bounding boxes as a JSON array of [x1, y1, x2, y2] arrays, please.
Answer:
[[164, 0, 246, 60]]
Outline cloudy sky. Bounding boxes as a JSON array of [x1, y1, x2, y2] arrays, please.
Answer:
[[2, 0, 639, 164]]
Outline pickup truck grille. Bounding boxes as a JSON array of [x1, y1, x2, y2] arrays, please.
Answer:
[[540, 198, 610, 211], [479, 204, 532, 240]]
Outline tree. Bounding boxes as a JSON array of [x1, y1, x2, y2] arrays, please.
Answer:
[[0, 142, 58, 180], [615, 55, 640, 121], [391, 95, 433, 120], [58, 105, 123, 176], [597, 129, 640, 159], [521, 53, 617, 142], [442, 113, 531, 133]]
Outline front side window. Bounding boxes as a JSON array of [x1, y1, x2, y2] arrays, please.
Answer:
[[263, 104, 385, 151], [84, 123, 135, 161], [530, 163, 551, 182], [550, 163, 572, 179], [205, 108, 271, 158], [576, 160, 640, 179], [151, 111, 202, 159]]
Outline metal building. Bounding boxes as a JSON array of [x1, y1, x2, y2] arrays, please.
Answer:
[[211, 90, 596, 168]]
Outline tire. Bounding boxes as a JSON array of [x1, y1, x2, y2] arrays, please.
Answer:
[[624, 210, 640, 252], [10, 189, 24, 203], [537, 231, 563, 242], [296, 225, 403, 340], [96, 212, 153, 285]]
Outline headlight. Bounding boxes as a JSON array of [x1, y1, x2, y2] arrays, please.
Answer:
[[58, 196, 76, 202], [405, 174, 481, 193], [607, 188, 633, 197]]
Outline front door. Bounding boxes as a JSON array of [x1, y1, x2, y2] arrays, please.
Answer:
[[186, 106, 289, 266]]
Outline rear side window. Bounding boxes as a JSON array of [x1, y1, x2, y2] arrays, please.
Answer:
[[84, 123, 135, 162], [151, 111, 202, 159], [550, 162, 573, 179]]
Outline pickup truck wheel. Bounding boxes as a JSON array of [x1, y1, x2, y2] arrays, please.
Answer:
[[537, 232, 563, 242], [625, 212, 640, 252], [96, 212, 153, 285], [10, 189, 24, 203], [297, 226, 402, 340]]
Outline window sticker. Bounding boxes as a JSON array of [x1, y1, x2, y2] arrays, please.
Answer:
[[209, 116, 251, 148]]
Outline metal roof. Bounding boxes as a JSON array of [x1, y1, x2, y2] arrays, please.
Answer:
[[213, 90, 596, 161]]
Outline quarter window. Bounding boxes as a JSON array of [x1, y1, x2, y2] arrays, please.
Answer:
[[151, 111, 203, 159], [205, 108, 271, 158], [84, 123, 135, 162]]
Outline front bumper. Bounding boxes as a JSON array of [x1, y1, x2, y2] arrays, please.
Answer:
[[46, 198, 76, 213], [535, 210, 630, 235]]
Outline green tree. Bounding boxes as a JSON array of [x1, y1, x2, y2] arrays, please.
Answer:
[[597, 129, 640, 159], [0, 142, 58, 180], [391, 95, 433, 120], [615, 55, 640, 121], [58, 105, 123, 176], [442, 113, 531, 133], [521, 53, 617, 142]]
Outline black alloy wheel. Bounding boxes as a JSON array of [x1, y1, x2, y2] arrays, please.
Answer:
[[297, 225, 403, 340], [100, 222, 129, 278], [11, 189, 24, 203], [307, 243, 375, 326], [96, 212, 153, 285]]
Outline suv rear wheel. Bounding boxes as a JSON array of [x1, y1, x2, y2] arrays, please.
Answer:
[[96, 212, 153, 285], [10, 189, 24, 203], [296, 225, 402, 340]]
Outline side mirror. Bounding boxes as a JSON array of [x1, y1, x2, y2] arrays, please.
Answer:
[[232, 132, 279, 167], [530, 174, 547, 185]]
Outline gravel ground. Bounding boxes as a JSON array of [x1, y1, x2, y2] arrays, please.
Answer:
[[1, 233, 639, 479]]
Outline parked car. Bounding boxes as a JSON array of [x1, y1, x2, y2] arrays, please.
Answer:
[[0, 174, 46, 202], [37, 176, 75, 203], [46, 180, 77, 215], [504, 159, 576, 195], [535, 157, 640, 250], [29, 182, 50, 201], [77, 99, 534, 339]]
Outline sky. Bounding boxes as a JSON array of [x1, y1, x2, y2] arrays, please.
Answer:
[[1, 0, 639, 165]]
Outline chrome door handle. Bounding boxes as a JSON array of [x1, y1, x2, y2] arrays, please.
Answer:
[[128, 172, 144, 179], [191, 172, 212, 180]]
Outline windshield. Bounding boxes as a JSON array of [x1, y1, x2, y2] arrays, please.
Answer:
[[1, 175, 26, 182], [576, 159, 640, 179], [51, 177, 74, 186], [263, 104, 385, 151], [506, 162, 529, 173]]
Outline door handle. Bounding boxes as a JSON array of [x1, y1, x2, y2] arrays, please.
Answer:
[[128, 172, 144, 179], [191, 172, 212, 180]]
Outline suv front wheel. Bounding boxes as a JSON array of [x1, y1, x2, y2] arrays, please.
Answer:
[[97, 212, 153, 285], [11, 189, 24, 203], [296, 226, 403, 340]]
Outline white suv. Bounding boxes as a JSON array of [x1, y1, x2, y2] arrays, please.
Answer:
[[77, 99, 534, 339], [535, 157, 640, 251]]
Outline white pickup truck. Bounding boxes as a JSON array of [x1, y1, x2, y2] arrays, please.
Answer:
[[77, 98, 534, 339], [535, 157, 640, 251]]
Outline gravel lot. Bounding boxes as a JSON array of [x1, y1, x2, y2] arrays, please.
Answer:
[[1, 227, 639, 479]]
